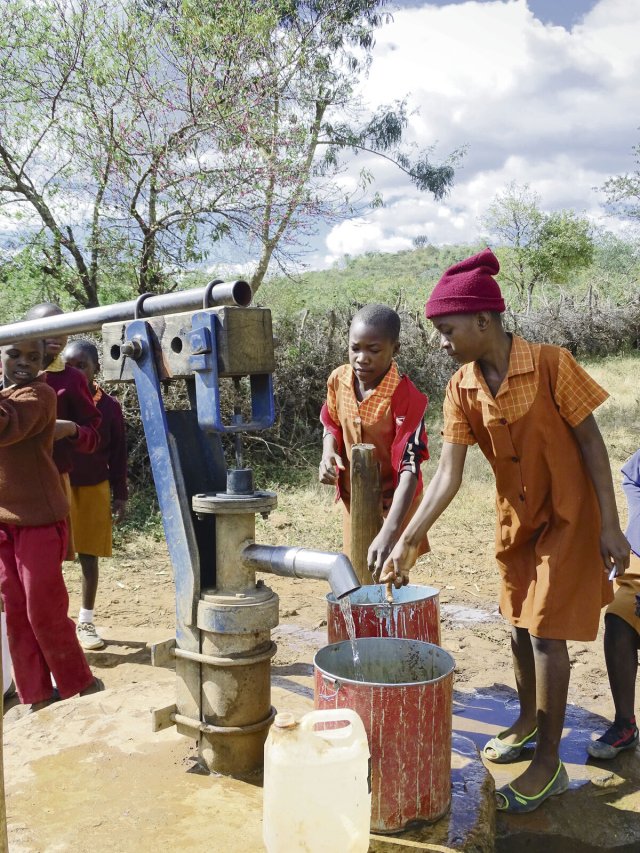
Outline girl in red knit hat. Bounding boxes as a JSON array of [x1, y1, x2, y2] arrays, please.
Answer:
[[379, 248, 630, 814]]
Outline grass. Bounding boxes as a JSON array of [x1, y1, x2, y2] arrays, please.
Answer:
[[583, 352, 640, 466], [253, 352, 640, 554], [118, 352, 639, 555]]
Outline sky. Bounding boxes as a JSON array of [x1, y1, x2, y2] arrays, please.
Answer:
[[316, 0, 639, 267]]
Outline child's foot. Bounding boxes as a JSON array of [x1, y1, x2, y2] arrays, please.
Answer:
[[28, 691, 60, 714], [79, 677, 105, 697], [496, 760, 569, 813], [483, 726, 537, 762], [587, 718, 639, 759], [76, 622, 105, 650]]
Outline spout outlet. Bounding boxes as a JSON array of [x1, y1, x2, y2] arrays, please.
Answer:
[[242, 544, 360, 600]]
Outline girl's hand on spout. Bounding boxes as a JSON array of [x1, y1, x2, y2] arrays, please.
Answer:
[[379, 538, 419, 588]]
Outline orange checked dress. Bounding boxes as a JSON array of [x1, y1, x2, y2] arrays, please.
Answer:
[[323, 361, 430, 559], [442, 335, 613, 641]]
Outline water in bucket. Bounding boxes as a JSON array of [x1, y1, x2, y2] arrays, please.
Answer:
[[263, 709, 371, 853], [327, 584, 441, 646]]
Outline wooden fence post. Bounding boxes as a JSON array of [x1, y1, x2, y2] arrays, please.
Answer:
[[350, 444, 382, 586]]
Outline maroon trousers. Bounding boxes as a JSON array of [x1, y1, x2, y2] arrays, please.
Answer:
[[0, 520, 93, 704]]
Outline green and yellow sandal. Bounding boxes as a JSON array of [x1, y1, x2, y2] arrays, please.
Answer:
[[482, 727, 537, 763], [495, 761, 569, 814]]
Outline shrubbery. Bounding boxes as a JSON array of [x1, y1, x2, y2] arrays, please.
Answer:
[[112, 293, 640, 491]]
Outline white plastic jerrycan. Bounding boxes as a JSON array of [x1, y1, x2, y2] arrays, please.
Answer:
[[263, 708, 371, 853]]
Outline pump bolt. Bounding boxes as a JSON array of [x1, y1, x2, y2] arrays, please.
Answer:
[[121, 339, 143, 360], [188, 328, 211, 355]]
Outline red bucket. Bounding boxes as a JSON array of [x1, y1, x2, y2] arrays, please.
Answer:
[[314, 637, 454, 833], [327, 584, 440, 646]]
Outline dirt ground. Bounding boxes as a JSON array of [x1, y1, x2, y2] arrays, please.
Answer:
[[46, 482, 624, 716], [4, 480, 618, 732]]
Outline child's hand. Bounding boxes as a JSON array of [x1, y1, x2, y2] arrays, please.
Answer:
[[379, 538, 420, 588], [600, 524, 631, 579], [112, 499, 127, 525], [367, 530, 396, 582], [319, 452, 344, 485], [54, 419, 79, 440]]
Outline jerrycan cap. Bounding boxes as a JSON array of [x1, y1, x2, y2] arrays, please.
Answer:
[[274, 712, 298, 729]]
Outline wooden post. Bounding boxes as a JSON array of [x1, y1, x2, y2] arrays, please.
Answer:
[[350, 444, 383, 586], [0, 604, 8, 853]]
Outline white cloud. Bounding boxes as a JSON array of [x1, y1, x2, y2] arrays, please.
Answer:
[[319, 0, 640, 266]]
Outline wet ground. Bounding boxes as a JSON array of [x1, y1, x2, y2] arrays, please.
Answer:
[[4, 614, 640, 853], [4, 550, 640, 853]]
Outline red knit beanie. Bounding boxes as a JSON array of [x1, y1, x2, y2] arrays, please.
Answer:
[[425, 248, 505, 319]]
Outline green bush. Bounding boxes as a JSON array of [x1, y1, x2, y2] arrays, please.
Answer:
[[107, 289, 640, 493]]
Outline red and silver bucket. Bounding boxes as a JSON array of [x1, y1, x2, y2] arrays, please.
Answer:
[[314, 637, 454, 833], [327, 584, 440, 646]]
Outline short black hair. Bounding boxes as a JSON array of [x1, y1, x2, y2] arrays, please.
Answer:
[[65, 338, 100, 367], [350, 304, 401, 343], [24, 302, 63, 321]]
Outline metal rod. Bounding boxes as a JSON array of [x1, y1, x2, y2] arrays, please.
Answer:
[[173, 643, 277, 667], [172, 708, 276, 737], [0, 280, 252, 346]]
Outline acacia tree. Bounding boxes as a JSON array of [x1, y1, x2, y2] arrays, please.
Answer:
[[0, 0, 459, 308], [0, 0, 278, 306], [218, 0, 461, 291], [601, 142, 640, 224], [482, 183, 593, 311]]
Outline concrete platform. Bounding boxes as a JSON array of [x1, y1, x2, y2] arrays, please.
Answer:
[[4, 679, 494, 853], [452, 684, 640, 852], [3, 628, 640, 852]]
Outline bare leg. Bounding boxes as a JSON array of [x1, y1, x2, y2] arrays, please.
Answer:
[[497, 626, 538, 744], [79, 554, 99, 611], [509, 635, 569, 796], [603, 614, 638, 722]]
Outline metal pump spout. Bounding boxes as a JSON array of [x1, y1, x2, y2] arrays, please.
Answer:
[[242, 544, 361, 600]]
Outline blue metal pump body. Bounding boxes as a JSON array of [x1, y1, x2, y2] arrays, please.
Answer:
[[102, 306, 276, 649]]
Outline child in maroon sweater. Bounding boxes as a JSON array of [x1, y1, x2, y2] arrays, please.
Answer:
[[0, 338, 102, 710], [64, 340, 128, 650], [24, 303, 102, 559]]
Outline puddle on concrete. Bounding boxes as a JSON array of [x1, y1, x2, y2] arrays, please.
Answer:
[[453, 687, 622, 781], [455, 688, 640, 852], [440, 603, 501, 625]]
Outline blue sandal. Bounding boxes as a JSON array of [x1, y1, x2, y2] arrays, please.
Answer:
[[495, 761, 569, 814], [482, 727, 537, 763]]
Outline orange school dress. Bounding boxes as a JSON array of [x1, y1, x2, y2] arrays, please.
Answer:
[[321, 361, 430, 559], [443, 335, 613, 641]]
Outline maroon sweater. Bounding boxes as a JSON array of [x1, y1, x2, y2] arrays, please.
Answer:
[[69, 388, 128, 501], [0, 377, 69, 525], [45, 365, 101, 475]]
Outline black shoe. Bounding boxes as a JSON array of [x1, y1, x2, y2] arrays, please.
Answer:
[[587, 718, 639, 759], [79, 677, 105, 697], [27, 691, 60, 713]]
